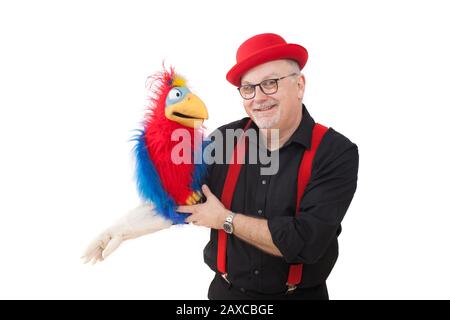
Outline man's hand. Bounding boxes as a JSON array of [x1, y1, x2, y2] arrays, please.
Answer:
[[81, 203, 172, 264], [178, 184, 229, 229]]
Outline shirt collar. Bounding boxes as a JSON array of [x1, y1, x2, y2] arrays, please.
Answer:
[[283, 104, 315, 149]]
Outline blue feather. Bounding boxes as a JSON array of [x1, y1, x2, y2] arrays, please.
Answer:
[[191, 139, 210, 192], [132, 130, 188, 225]]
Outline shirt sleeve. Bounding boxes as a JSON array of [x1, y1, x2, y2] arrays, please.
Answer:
[[267, 131, 359, 264]]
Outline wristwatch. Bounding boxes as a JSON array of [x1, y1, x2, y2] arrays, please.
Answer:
[[223, 211, 236, 234]]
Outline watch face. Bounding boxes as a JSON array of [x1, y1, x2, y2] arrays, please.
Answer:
[[223, 222, 233, 234]]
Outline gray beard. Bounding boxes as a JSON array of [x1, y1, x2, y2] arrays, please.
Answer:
[[251, 110, 281, 129]]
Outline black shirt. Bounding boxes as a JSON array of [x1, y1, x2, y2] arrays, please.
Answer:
[[203, 105, 359, 294]]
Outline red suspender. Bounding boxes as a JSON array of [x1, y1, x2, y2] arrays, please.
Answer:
[[218, 121, 328, 287], [287, 123, 328, 287], [218, 119, 253, 274]]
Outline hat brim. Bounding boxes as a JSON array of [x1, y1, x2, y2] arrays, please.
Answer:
[[226, 43, 308, 87]]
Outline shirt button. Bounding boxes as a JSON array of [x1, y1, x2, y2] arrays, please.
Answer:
[[240, 287, 246, 293], [262, 180, 267, 185], [257, 209, 263, 215], [254, 269, 260, 275]]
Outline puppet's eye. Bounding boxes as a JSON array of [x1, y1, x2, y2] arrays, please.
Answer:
[[167, 88, 183, 102]]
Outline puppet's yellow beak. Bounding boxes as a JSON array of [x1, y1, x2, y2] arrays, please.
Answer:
[[165, 93, 209, 128]]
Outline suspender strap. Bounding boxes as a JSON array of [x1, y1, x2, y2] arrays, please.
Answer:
[[287, 123, 328, 287], [217, 119, 253, 274]]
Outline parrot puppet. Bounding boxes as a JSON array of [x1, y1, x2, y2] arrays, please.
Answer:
[[134, 67, 209, 224], [82, 67, 209, 264]]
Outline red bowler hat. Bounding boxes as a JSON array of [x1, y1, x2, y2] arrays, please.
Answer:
[[226, 33, 308, 87]]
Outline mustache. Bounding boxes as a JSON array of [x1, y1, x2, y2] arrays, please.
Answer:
[[252, 101, 278, 111]]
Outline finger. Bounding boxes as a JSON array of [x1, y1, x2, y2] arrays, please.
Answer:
[[92, 256, 101, 265], [177, 205, 196, 214], [92, 249, 104, 264], [94, 247, 105, 264], [82, 254, 93, 264], [81, 254, 89, 263], [102, 236, 123, 259], [85, 247, 102, 264], [84, 232, 113, 264], [95, 246, 106, 263], [82, 232, 110, 259], [202, 184, 213, 198], [185, 214, 196, 223], [82, 244, 102, 264], [81, 255, 91, 264]]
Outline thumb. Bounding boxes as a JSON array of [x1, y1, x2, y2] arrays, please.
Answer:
[[201, 184, 213, 198]]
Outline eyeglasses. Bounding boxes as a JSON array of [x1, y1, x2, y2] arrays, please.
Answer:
[[238, 73, 299, 100]]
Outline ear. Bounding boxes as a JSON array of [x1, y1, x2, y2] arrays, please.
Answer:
[[297, 74, 305, 100]]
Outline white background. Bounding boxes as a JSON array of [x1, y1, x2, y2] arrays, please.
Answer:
[[1, 0, 449, 300]]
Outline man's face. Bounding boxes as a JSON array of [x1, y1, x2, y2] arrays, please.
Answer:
[[240, 59, 305, 130]]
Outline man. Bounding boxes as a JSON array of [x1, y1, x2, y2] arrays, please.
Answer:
[[177, 33, 359, 300]]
